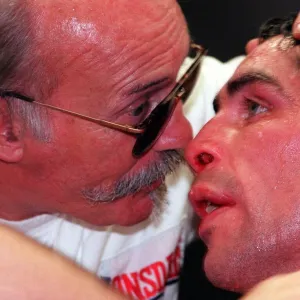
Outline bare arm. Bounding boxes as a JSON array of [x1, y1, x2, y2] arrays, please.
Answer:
[[240, 271, 300, 300], [0, 225, 128, 300]]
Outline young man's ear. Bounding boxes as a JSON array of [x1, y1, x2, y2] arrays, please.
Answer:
[[0, 99, 24, 163]]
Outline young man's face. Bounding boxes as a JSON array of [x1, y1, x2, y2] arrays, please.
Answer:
[[10, 0, 192, 226], [186, 36, 300, 292]]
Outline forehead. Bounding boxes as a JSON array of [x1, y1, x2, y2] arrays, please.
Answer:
[[30, 0, 189, 101], [31, 0, 188, 69], [230, 36, 300, 94], [35, 0, 184, 39]]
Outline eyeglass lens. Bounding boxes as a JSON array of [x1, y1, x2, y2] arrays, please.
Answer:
[[132, 61, 201, 158]]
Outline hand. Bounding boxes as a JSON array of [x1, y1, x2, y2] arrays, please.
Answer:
[[246, 12, 300, 54], [293, 12, 300, 39], [240, 271, 300, 300]]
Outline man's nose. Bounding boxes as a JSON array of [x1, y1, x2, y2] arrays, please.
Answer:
[[153, 101, 192, 152], [185, 119, 231, 174]]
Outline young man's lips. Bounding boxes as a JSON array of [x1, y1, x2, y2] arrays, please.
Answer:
[[198, 206, 233, 240], [189, 183, 237, 241], [188, 183, 235, 219]]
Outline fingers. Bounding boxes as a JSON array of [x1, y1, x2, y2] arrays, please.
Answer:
[[245, 38, 259, 54], [240, 271, 300, 300], [293, 12, 300, 40]]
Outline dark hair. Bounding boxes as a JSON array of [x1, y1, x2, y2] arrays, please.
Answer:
[[259, 12, 300, 45]]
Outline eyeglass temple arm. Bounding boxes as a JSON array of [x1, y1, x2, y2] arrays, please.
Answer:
[[0, 91, 144, 135], [0, 44, 205, 136], [166, 44, 206, 102], [179, 44, 206, 86]]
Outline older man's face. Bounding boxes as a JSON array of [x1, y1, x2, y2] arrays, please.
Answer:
[[19, 0, 191, 226], [186, 36, 300, 292]]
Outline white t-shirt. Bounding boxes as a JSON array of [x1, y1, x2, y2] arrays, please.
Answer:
[[0, 55, 244, 300]]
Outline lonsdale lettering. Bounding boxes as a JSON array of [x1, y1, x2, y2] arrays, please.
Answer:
[[112, 243, 182, 299]]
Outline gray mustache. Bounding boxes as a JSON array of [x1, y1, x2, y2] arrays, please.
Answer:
[[82, 149, 185, 203]]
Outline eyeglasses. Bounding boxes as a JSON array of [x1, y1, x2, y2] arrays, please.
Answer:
[[0, 43, 206, 158]]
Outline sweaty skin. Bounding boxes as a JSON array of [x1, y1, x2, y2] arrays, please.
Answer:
[[186, 35, 300, 293], [0, 0, 192, 226]]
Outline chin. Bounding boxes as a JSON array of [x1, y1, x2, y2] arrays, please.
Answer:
[[77, 195, 154, 227], [71, 212, 152, 228], [117, 213, 151, 226], [116, 198, 154, 226], [203, 251, 254, 293]]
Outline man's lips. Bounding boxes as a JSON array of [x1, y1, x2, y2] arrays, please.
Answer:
[[189, 183, 236, 240], [189, 183, 235, 219], [142, 179, 164, 194]]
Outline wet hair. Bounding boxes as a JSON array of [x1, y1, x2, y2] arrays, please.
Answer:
[[258, 12, 300, 46], [0, 0, 52, 141]]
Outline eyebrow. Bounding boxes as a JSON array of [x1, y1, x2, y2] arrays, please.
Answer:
[[227, 72, 282, 96], [128, 77, 169, 95], [212, 72, 282, 113]]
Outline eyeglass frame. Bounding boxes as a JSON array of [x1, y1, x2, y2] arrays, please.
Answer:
[[0, 43, 206, 153]]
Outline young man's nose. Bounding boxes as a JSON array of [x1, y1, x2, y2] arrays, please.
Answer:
[[153, 101, 193, 153], [185, 119, 231, 174]]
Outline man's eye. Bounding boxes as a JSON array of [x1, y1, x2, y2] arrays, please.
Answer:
[[246, 99, 268, 117], [129, 102, 149, 117]]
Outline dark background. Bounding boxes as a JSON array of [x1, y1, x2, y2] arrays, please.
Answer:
[[179, 0, 299, 62], [177, 1, 299, 299]]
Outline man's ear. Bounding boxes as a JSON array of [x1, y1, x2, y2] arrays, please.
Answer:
[[0, 99, 24, 163]]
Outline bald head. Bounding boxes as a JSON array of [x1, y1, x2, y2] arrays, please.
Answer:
[[0, 0, 189, 140], [27, 0, 188, 91], [18, 0, 189, 118]]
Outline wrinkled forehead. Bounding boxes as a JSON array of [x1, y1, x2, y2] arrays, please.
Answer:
[[30, 0, 188, 62]]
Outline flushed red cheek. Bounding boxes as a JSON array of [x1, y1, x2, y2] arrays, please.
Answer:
[[235, 127, 300, 197]]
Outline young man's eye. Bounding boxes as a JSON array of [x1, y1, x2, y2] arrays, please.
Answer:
[[246, 98, 268, 117]]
